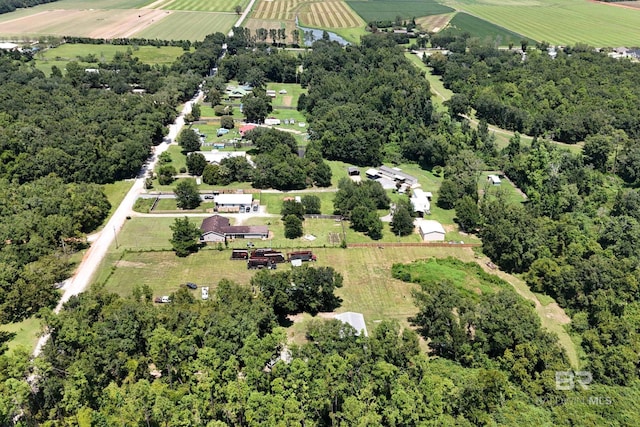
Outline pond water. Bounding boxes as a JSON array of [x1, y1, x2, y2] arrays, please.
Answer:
[[296, 19, 349, 46]]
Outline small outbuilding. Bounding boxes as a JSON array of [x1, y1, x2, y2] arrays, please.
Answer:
[[334, 312, 368, 337], [347, 167, 360, 176], [488, 174, 502, 185], [417, 220, 445, 242], [239, 124, 257, 137]]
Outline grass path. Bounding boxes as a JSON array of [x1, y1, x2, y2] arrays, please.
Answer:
[[476, 257, 579, 369], [405, 51, 583, 154]]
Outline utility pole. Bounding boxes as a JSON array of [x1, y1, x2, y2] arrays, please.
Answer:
[[114, 226, 119, 249]]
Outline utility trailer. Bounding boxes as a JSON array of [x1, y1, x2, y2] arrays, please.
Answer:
[[247, 257, 277, 269], [287, 251, 317, 262]]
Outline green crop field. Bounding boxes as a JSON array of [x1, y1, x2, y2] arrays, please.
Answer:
[[443, 12, 535, 45], [448, 0, 640, 46], [163, 0, 249, 13], [133, 11, 237, 41], [346, 0, 454, 22]]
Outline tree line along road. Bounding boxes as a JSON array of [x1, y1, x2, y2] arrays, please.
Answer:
[[32, 91, 204, 357]]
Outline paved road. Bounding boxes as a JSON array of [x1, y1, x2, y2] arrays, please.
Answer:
[[230, 0, 256, 35], [32, 91, 203, 357]]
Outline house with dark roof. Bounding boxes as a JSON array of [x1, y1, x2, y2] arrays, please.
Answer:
[[200, 215, 269, 243]]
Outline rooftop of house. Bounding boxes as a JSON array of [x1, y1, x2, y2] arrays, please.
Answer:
[[201, 215, 269, 235]]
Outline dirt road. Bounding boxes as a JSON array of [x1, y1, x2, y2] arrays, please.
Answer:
[[32, 91, 203, 357]]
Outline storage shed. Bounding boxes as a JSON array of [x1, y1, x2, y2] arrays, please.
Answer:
[[417, 220, 445, 242]]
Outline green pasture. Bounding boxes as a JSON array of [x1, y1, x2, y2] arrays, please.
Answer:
[[443, 12, 535, 46], [449, 0, 640, 46], [347, 0, 454, 22], [0, 316, 42, 354], [134, 11, 237, 41], [163, 0, 249, 13]]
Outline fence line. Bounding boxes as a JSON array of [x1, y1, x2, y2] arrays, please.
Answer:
[[347, 242, 481, 248]]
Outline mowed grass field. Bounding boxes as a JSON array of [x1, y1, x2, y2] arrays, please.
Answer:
[[162, 0, 249, 13], [0, 0, 234, 41], [448, 0, 640, 46], [133, 11, 237, 40], [443, 12, 535, 45], [347, 0, 454, 22], [96, 235, 477, 331]]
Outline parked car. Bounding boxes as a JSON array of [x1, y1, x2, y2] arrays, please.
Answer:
[[201, 287, 209, 300], [185, 282, 197, 290], [204, 195, 214, 199]]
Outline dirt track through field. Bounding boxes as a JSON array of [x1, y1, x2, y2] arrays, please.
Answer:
[[91, 9, 171, 39]]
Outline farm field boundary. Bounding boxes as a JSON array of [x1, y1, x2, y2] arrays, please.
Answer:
[[162, 0, 250, 13], [346, 0, 454, 22], [449, 0, 640, 46]]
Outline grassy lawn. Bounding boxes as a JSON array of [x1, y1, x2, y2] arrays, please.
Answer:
[[153, 198, 216, 212], [155, 144, 187, 174], [0, 316, 42, 354], [101, 180, 134, 224], [265, 83, 307, 108], [404, 52, 453, 107], [478, 172, 525, 205], [97, 241, 478, 333], [259, 192, 336, 215]]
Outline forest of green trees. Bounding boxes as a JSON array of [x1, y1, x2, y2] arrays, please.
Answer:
[[0, 33, 224, 324], [2, 28, 640, 425]]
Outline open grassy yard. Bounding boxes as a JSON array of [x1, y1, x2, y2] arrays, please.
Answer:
[[133, 11, 237, 41], [448, 0, 640, 46], [265, 83, 307, 108], [347, 0, 453, 22], [100, 180, 135, 226], [0, 316, 42, 354], [97, 240, 478, 330], [259, 191, 336, 215], [37, 44, 187, 64], [478, 172, 526, 205]]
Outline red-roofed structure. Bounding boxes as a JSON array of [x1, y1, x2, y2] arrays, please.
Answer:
[[239, 124, 257, 137]]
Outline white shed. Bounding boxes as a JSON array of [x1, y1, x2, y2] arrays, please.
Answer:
[[488, 174, 502, 185], [334, 312, 368, 337], [417, 220, 445, 242]]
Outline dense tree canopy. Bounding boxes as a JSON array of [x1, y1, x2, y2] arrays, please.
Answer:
[[434, 38, 640, 143], [301, 37, 433, 166]]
